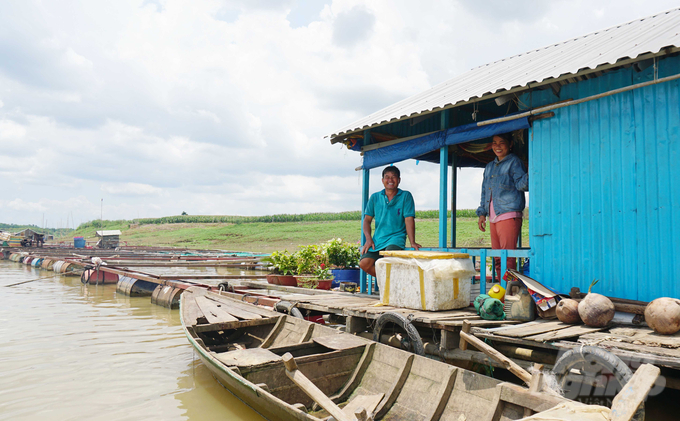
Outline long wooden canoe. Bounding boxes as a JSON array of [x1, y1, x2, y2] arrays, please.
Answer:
[[180, 287, 569, 421]]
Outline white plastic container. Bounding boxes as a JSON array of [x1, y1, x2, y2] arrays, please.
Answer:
[[374, 251, 476, 311]]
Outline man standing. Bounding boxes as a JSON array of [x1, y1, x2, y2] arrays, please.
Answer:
[[359, 166, 421, 277]]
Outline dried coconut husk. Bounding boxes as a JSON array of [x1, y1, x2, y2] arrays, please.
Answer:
[[556, 298, 582, 324], [645, 297, 680, 335], [577, 280, 615, 327]]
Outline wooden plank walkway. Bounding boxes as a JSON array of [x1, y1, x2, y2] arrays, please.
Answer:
[[280, 293, 519, 331]]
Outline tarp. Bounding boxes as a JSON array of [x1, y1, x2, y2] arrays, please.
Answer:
[[361, 117, 530, 170]]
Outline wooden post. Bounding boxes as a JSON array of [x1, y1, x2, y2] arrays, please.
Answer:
[[282, 353, 354, 421], [440, 329, 459, 350], [346, 316, 368, 334], [458, 320, 532, 385], [459, 321, 471, 351], [523, 363, 545, 417]]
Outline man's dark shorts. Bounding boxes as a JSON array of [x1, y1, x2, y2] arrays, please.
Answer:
[[360, 244, 404, 262]]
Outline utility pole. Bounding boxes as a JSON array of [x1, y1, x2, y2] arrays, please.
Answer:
[[100, 198, 103, 228]]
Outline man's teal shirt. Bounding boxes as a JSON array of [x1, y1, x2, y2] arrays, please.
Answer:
[[364, 189, 416, 251]]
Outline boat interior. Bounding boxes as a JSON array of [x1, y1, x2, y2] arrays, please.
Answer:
[[183, 289, 566, 421]]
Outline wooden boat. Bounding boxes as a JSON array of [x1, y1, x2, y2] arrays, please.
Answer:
[[181, 287, 570, 421]]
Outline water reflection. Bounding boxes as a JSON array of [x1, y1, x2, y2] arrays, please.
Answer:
[[0, 260, 264, 421]]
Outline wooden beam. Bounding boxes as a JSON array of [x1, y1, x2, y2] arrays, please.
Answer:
[[459, 320, 532, 385], [610, 364, 661, 421], [193, 316, 278, 333], [523, 363, 544, 417]]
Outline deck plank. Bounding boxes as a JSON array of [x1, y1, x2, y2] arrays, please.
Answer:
[[492, 320, 571, 338], [524, 325, 606, 342], [204, 296, 263, 320], [195, 296, 239, 323]]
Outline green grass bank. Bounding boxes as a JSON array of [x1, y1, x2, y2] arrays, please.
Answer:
[[61, 210, 529, 253]]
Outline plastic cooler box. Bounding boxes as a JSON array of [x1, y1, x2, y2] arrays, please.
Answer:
[[375, 250, 475, 311]]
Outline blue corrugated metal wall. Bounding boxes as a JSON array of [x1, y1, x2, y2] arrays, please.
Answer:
[[523, 55, 680, 301]]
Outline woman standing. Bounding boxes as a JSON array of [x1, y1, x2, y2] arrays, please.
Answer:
[[476, 133, 528, 280]]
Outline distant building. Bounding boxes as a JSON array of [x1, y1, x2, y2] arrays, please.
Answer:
[[95, 230, 122, 249], [14, 229, 46, 247]]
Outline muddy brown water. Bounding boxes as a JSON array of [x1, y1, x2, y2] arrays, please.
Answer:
[[0, 260, 265, 421]]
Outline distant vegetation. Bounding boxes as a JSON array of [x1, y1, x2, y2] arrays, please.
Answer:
[[55, 209, 528, 252], [0, 223, 74, 237], [75, 209, 479, 229]]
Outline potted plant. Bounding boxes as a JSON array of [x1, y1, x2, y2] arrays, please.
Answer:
[[294, 244, 334, 290], [324, 238, 360, 288], [262, 250, 298, 286]]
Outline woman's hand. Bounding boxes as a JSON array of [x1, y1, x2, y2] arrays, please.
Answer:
[[478, 215, 486, 232]]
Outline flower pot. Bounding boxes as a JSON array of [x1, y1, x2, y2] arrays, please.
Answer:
[[330, 268, 360, 288], [296, 276, 333, 290], [266, 274, 298, 287]]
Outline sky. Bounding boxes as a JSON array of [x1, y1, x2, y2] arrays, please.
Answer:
[[0, 0, 678, 228]]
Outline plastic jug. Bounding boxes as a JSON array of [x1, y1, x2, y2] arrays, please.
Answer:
[[488, 284, 506, 303], [504, 285, 536, 321]]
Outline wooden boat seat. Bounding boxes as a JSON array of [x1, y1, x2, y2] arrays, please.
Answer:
[[214, 348, 281, 367]]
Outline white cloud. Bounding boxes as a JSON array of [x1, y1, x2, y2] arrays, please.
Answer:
[[100, 182, 164, 197], [0, 0, 676, 226], [8, 198, 47, 212]]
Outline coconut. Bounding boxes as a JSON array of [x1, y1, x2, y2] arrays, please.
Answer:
[[556, 299, 582, 324], [577, 280, 615, 327], [645, 297, 680, 335]]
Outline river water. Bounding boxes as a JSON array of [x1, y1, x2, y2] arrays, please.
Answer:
[[0, 260, 265, 421]]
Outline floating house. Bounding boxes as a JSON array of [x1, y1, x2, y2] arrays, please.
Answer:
[[328, 9, 680, 302], [14, 228, 47, 246], [95, 230, 122, 249]]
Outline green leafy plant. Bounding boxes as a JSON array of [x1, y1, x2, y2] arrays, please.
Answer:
[[324, 238, 360, 269], [295, 244, 327, 276], [314, 263, 332, 280], [262, 250, 297, 275]]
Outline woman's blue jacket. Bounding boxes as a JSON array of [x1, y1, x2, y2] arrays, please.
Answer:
[[476, 153, 528, 217]]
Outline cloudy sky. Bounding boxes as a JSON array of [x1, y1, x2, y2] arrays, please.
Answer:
[[1, 0, 677, 227]]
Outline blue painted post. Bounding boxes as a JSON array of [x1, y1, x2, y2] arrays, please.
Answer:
[[500, 249, 508, 284], [439, 110, 450, 248], [480, 249, 487, 294], [360, 130, 371, 294], [439, 147, 448, 248], [451, 154, 457, 247]]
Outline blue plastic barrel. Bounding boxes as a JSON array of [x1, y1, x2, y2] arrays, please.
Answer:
[[74, 237, 86, 248]]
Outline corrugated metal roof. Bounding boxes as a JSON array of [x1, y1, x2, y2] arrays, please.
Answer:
[[329, 8, 680, 139]]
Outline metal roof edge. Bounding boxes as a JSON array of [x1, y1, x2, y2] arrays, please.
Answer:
[[328, 47, 680, 140]]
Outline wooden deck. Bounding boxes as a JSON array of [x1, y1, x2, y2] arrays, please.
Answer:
[[473, 320, 680, 371], [225, 282, 680, 388], [277, 292, 521, 331]]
